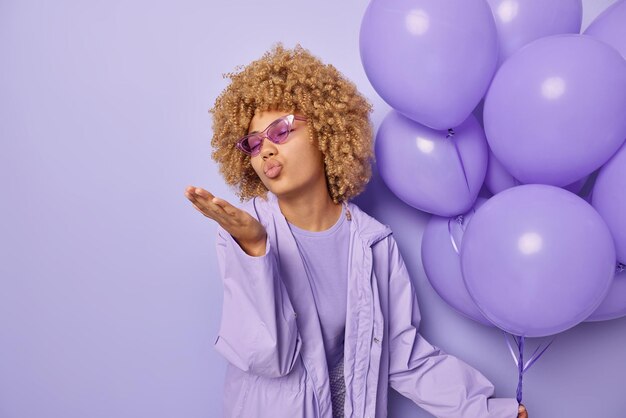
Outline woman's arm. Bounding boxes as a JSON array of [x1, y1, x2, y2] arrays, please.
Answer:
[[385, 235, 520, 418], [213, 222, 302, 378], [185, 187, 302, 378]]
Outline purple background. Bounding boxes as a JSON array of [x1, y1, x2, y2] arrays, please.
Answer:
[[1, 1, 624, 417]]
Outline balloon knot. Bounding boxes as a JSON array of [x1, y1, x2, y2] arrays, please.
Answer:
[[446, 128, 455, 139], [617, 262, 625, 273]]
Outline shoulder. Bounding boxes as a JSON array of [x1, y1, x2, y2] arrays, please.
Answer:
[[345, 202, 407, 266], [347, 201, 394, 248]]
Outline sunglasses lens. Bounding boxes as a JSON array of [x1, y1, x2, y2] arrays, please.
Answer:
[[267, 118, 291, 143], [242, 135, 262, 155]]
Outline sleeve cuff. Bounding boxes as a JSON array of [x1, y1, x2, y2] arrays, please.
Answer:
[[218, 224, 271, 259]]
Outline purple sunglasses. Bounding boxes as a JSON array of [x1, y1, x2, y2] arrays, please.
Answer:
[[236, 114, 307, 157]]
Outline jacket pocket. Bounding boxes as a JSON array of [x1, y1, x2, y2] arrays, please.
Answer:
[[236, 357, 311, 417], [249, 354, 304, 395]]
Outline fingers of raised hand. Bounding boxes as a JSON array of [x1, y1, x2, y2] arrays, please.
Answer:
[[185, 186, 223, 217], [185, 186, 239, 220], [211, 196, 239, 216]]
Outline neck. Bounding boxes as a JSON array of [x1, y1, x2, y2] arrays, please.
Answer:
[[277, 191, 343, 232]]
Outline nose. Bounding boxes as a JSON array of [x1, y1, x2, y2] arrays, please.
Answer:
[[258, 135, 278, 159]]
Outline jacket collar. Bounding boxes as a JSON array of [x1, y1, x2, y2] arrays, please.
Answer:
[[258, 190, 392, 248]]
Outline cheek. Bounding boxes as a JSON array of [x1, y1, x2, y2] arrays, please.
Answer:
[[300, 153, 326, 179], [250, 160, 264, 178]]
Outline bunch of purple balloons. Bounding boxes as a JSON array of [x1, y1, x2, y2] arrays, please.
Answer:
[[361, 0, 626, 338]]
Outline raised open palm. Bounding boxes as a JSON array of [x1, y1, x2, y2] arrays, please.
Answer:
[[184, 186, 267, 256]]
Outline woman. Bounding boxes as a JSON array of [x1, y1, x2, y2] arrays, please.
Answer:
[[185, 43, 528, 418]]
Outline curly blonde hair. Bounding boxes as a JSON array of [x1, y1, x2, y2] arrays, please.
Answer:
[[209, 42, 375, 204]]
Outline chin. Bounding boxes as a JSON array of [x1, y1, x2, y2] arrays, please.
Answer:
[[266, 184, 304, 200]]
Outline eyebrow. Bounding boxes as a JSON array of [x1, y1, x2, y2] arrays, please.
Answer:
[[248, 123, 270, 135], [248, 115, 292, 135], [247, 120, 270, 135]]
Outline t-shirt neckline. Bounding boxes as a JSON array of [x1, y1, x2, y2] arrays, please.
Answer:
[[287, 204, 346, 237]]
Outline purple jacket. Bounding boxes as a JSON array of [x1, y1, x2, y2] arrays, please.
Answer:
[[214, 190, 519, 418]]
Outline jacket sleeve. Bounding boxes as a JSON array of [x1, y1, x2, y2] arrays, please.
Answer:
[[386, 236, 519, 418], [213, 220, 302, 378]]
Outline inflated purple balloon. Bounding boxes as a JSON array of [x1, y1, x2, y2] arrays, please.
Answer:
[[485, 150, 587, 195], [422, 198, 493, 326], [483, 34, 626, 186], [460, 184, 616, 337], [487, 0, 582, 67], [592, 142, 626, 264], [360, 0, 498, 130], [375, 110, 487, 217], [586, 267, 626, 322], [584, 0, 626, 59]]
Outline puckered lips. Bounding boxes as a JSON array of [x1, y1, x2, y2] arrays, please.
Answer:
[[263, 159, 283, 179]]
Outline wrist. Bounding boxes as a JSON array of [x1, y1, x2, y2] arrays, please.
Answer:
[[235, 234, 267, 257]]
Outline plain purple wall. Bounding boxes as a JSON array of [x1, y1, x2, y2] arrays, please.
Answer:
[[1, 0, 624, 417]]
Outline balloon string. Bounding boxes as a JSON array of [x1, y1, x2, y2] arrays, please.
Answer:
[[516, 335, 524, 403], [504, 332, 519, 366], [447, 215, 464, 255], [502, 331, 557, 404], [446, 208, 477, 255], [447, 128, 471, 193]]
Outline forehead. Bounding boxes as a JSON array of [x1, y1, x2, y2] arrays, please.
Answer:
[[247, 110, 291, 134]]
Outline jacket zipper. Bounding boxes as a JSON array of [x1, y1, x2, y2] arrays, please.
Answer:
[[344, 201, 352, 221], [359, 250, 375, 417]]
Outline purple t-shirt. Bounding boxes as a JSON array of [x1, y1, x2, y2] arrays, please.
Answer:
[[286, 204, 349, 370]]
